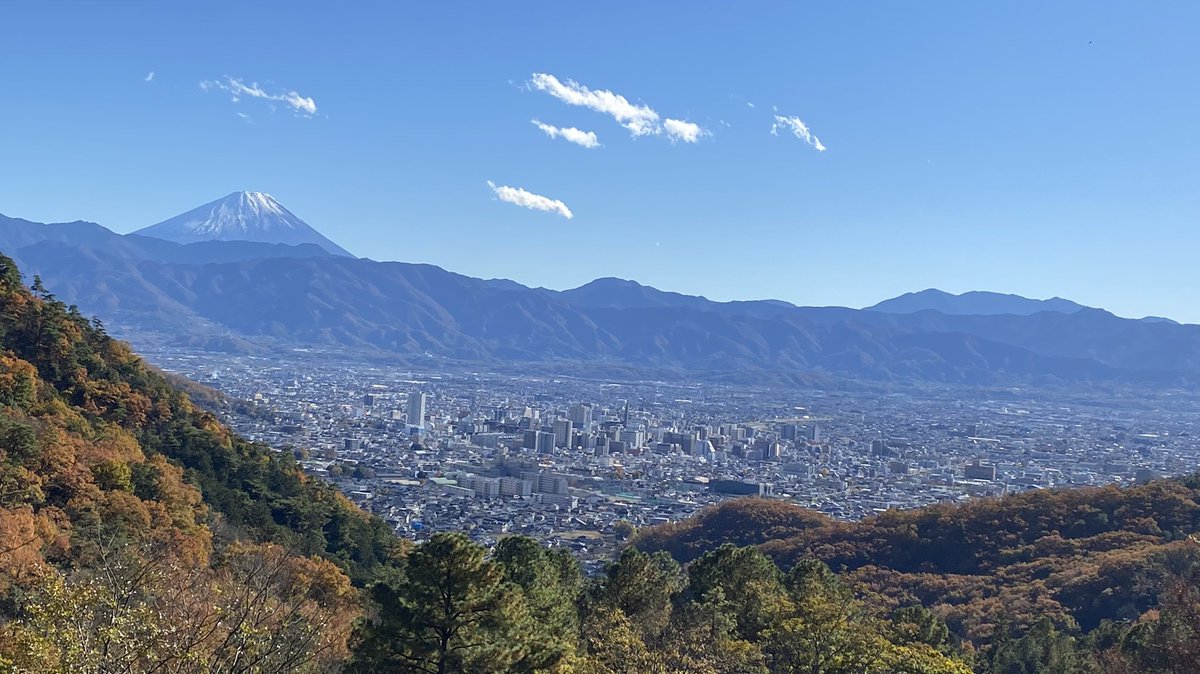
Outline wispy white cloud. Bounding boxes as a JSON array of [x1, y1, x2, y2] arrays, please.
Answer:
[[528, 73, 708, 143], [145, 71, 155, 82], [664, 118, 704, 144], [199, 77, 318, 116], [746, 102, 756, 109], [771, 114, 826, 152], [279, 91, 317, 115], [487, 181, 573, 219], [530, 73, 659, 137], [531, 120, 600, 149]]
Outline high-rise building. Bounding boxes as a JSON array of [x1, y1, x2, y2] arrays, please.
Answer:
[[554, 418, 574, 448], [407, 392, 427, 430], [535, 430, 555, 454], [568, 403, 593, 427], [781, 423, 799, 441], [807, 424, 822, 443], [619, 429, 642, 448]]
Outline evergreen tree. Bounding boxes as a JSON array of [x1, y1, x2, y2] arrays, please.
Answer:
[[686, 543, 791, 640], [592, 547, 684, 642], [493, 535, 583, 669], [349, 533, 536, 674], [989, 618, 1080, 674]]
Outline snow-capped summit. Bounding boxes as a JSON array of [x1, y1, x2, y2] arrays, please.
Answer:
[[133, 191, 353, 256]]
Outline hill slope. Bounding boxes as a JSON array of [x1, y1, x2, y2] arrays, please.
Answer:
[[0, 252, 397, 669], [634, 482, 1200, 649]]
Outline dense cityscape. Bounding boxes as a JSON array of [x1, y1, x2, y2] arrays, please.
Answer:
[[148, 346, 1200, 565]]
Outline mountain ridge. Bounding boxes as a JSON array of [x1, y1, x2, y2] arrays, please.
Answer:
[[3, 207, 1199, 387], [866, 288, 1088, 317]]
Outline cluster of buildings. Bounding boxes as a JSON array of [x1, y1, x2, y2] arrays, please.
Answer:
[[146, 347, 1200, 561]]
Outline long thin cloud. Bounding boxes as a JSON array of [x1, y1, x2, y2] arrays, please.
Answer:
[[200, 77, 317, 116], [487, 181, 573, 219], [145, 71, 155, 82], [528, 72, 708, 144], [531, 120, 600, 149], [529, 73, 659, 137], [771, 114, 826, 152]]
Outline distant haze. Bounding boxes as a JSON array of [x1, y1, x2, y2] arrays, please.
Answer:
[[4, 198, 1200, 388]]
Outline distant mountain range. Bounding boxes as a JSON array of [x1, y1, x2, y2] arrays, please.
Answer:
[[2, 194, 1198, 387]]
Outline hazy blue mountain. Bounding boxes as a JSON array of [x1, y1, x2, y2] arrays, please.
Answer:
[[0, 213, 131, 249], [848, 307, 1200, 377], [133, 191, 354, 257], [4, 207, 1199, 386], [17, 247, 1188, 385], [867, 288, 1086, 316]]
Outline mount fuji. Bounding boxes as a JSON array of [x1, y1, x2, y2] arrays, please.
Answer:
[[133, 191, 353, 257]]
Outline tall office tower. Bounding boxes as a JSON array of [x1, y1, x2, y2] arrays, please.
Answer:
[[554, 418, 574, 448], [407, 391, 427, 429], [569, 403, 593, 427], [807, 423, 822, 443]]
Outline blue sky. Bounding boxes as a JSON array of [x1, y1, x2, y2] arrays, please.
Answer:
[[2, 2, 1198, 321]]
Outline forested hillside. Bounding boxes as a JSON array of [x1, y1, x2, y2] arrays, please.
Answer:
[[634, 487, 1200, 671], [0, 252, 408, 670]]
